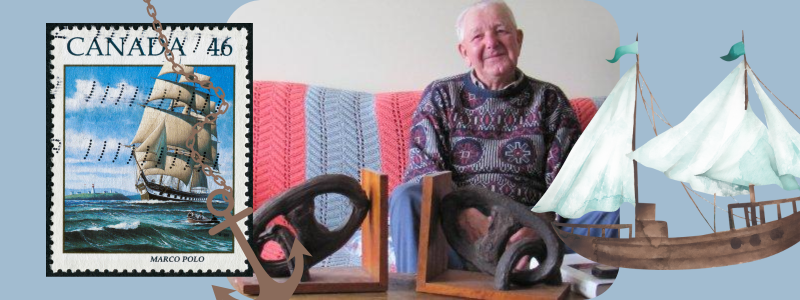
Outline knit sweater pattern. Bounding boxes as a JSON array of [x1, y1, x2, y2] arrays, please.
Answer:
[[403, 73, 581, 206]]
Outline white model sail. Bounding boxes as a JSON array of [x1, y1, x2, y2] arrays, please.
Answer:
[[629, 61, 799, 196], [748, 68, 800, 178], [532, 65, 638, 218]]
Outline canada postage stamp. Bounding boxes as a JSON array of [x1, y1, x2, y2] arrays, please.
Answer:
[[47, 24, 252, 276]]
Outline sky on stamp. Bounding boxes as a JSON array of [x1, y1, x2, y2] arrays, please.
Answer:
[[63, 65, 234, 193]]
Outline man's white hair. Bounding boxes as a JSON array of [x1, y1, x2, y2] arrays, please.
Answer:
[[455, 0, 518, 42]]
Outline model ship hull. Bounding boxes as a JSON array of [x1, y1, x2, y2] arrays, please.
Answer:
[[136, 180, 208, 202], [556, 204, 800, 270]]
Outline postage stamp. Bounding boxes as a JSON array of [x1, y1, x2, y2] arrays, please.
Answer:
[[47, 24, 251, 276]]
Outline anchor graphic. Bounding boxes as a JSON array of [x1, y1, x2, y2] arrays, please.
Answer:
[[207, 189, 311, 300]]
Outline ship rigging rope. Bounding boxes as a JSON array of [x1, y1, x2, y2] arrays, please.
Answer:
[[638, 70, 673, 128], [747, 63, 800, 122], [681, 183, 715, 232], [637, 71, 657, 135], [686, 186, 745, 219]]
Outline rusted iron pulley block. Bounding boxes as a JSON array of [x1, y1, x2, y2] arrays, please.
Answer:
[[252, 174, 370, 280], [440, 186, 565, 290]]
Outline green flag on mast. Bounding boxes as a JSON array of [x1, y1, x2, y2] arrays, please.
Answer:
[[607, 41, 638, 63], [720, 41, 745, 61]]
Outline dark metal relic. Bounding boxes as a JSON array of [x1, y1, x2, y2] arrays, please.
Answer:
[[440, 186, 565, 290], [252, 174, 370, 279]]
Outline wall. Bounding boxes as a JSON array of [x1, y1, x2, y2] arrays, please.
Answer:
[[229, 0, 619, 97]]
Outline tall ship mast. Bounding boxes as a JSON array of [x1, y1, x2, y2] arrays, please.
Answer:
[[533, 33, 800, 269], [129, 62, 218, 202]]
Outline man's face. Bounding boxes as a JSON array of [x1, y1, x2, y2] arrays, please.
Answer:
[[458, 4, 523, 84]]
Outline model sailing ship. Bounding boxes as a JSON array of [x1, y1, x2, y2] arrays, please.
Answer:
[[128, 62, 219, 202], [533, 34, 800, 269]]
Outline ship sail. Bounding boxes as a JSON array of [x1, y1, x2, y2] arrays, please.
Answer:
[[628, 61, 799, 196], [134, 119, 167, 169], [158, 61, 194, 77], [748, 68, 800, 178], [131, 107, 215, 156], [143, 152, 196, 185], [149, 79, 215, 115], [190, 167, 208, 188], [179, 72, 211, 84], [532, 65, 638, 218]]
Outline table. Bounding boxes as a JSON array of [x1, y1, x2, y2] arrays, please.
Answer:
[[230, 273, 588, 299]]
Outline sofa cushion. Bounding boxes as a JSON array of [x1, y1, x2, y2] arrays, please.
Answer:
[[253, 81, 421, 209]]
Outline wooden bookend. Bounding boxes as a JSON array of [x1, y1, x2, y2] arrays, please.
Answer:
[[229, 169, 389, 295], [415, 171, 569, 300]]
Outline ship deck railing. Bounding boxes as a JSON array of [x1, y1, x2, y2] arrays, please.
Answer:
[[553, 222, 633, 239], [728, 196, 800, 229]]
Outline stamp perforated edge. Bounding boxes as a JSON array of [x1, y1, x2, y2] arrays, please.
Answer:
[[46, 23, 253, 277]]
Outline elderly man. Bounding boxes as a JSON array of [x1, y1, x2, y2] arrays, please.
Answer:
[[389, 0, 616, 273]]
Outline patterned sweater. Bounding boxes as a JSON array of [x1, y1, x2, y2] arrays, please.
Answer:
[[403, 72, 581, 206]]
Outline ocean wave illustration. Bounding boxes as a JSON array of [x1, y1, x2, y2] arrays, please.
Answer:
[[64, 220, 233, 252], [69, 221, 140, 232], [107, 221, 140, 230]]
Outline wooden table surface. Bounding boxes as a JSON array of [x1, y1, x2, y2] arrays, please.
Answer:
[[231, 273, 588, 299]]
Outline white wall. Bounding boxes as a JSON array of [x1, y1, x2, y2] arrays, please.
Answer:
[[230, 0, 619, 98]]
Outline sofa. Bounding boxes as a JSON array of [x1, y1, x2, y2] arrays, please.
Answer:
[[253, 80, 604, 269]]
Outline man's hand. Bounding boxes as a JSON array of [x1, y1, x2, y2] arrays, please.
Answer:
[[457, 208, 490, 242], [507, 212, 555, 271], [508, 227, 538, 270]]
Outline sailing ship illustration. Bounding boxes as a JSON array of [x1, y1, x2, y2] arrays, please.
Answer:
[[532, 34, 800, 269], [128, 62, 219, 202]]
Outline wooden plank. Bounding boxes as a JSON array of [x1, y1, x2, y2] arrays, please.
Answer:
[[729, 196, 800, 208], [417, 270, 569, 300], [744, 208, 751, 227], [231, 267, 386, 295], [233, 273, 586, 299], [760, 205, 766, 226], [729, 209, 735, 230], [777, 203, 782, 220], [360, 169, 389, 290], [417, 172, 454, 287], [794, 201, 797, 213]]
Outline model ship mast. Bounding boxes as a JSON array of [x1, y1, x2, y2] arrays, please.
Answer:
[[742, 31, 758, 206], [633, 34, 640, 206]]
